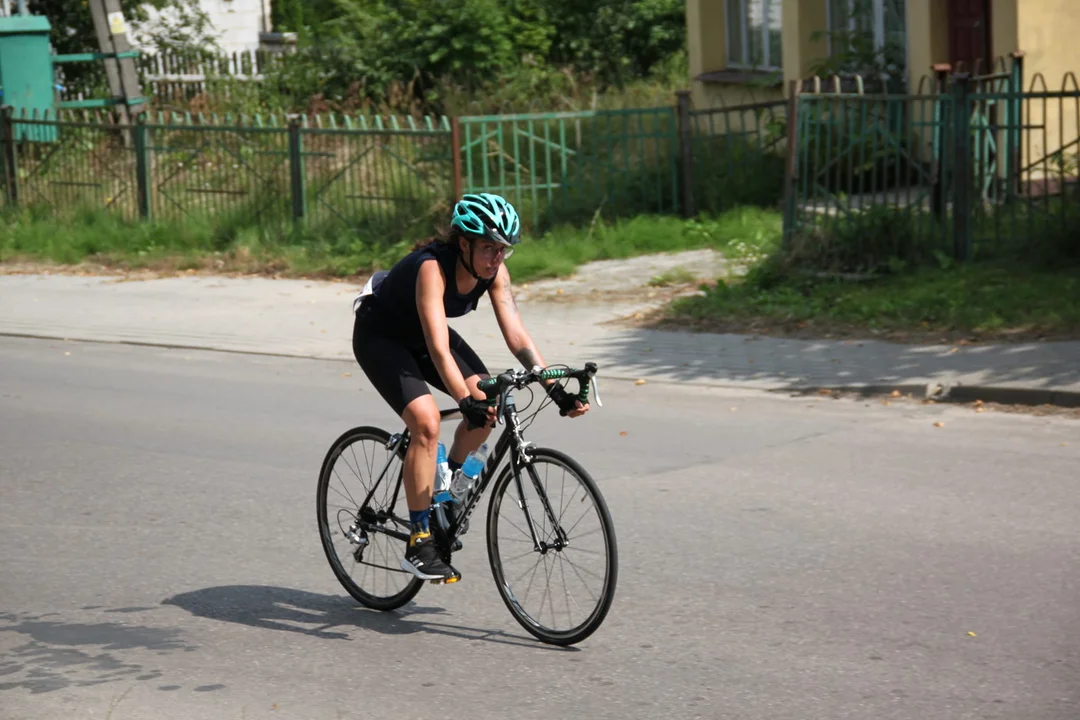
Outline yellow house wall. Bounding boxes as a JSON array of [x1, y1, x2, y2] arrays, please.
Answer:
[[990, 0, 1019, 71], [904, 0, 949, 90], [1017, 0, 1080, 179], [687, 0, 726, 108], [688, 0, 826, 109], [780, 0, 828, 89], [698, 83, 783, 108]]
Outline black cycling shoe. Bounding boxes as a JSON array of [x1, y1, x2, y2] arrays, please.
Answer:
[[401, 532, 459, 583]]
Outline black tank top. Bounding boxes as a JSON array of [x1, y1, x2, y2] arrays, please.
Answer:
[[359, 240, 492, 349]]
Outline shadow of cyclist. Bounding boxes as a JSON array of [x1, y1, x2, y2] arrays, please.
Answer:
[[161, 585, 576, 651]]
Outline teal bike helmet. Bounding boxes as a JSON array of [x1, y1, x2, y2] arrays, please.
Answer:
[[451, 193, 522, 250]]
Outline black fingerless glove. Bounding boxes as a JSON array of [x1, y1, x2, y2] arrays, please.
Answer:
[[546, 383, 579, 416], [459, 395, 493, 429]]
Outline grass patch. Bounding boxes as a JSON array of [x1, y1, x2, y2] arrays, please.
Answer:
[[0, 205, 784, 283], [648, 267, 696, 287], [668, 260, 1080, 341], [507, 207, 783, 283], [657, 202, 1080, 342]]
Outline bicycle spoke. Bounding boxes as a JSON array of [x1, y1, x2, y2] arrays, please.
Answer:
[[517, 554, 544, 604], [562, 502, 597, 538], [558, 555, 575, 626], [541, 553, 556, 629], [327, 482, 358, 508], [318, 429, 420, 611], [556, 555, 589, 615], [556, 542, 605, 556], [502, 514, 534, 543], [560, 556, 605, 584], [503, 547, 541, 564]]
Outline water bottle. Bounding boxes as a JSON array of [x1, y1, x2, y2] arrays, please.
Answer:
[[430, 442, 456, 544], [433, 441, 451, 495], [451, 442, 490, 503]]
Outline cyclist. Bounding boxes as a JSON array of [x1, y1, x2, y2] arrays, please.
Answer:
[[351, 193, 589, 583]]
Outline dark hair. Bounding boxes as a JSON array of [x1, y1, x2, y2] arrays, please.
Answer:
[[411, 225, 464, 252]]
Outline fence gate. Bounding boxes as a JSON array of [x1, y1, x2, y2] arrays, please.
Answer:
[[456, 108, 679, 232], [5, 111, 139, 220], [302, 117, 453, 237], [785, 87, 946, 240], [148, 118, 292, 228]]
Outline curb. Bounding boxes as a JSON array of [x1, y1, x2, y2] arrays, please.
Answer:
[[5, 331, 1080, 409], [788, 383, 1080, 409]]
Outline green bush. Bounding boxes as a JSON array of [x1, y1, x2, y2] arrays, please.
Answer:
[[765, 204, 939, 282], [691, 135, 786, 213]]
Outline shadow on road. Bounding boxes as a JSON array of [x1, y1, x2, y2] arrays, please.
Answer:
[[0, 610, 192, 695], [162, 585, 576, 652], [593, 326, 1080, 393]]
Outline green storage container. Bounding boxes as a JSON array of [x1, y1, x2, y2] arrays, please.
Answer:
[[0, 14, 57, 142]]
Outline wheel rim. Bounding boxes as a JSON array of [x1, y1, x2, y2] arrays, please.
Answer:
[[490, 456, 613, 639], [321, 433, 416, 602]]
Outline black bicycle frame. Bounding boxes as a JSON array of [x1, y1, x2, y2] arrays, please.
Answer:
[[354, 392, 565, 551]]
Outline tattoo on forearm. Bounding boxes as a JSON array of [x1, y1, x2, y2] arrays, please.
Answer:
[[498, 284, 519, 316], [515, 347, 541, 369]]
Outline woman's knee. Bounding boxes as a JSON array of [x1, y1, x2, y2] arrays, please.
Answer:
[[403, 397, 441, 447]]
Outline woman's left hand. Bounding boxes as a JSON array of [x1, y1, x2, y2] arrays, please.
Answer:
[[564, 400, 589, 419]]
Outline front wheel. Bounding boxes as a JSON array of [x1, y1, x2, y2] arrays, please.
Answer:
[[486, 447, 618, 646]]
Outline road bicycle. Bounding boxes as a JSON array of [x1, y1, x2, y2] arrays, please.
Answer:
[[316, 362, 618, 646]]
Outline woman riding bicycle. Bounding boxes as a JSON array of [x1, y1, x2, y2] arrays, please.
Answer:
[[351, 193, 589, 583]]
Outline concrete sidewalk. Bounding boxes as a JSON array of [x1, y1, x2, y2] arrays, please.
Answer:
[[2, 272, 1079, 405]]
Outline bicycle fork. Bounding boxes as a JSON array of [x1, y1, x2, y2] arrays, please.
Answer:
[[511, 460, 570, 555]]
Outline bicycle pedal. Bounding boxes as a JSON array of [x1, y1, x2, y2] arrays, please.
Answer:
[[429, 574, 461, 585]]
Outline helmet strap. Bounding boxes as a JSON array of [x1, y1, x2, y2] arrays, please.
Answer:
[[458, 236, 485, 282]]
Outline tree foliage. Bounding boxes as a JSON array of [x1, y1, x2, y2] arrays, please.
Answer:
[[265, 0, 687, 113]]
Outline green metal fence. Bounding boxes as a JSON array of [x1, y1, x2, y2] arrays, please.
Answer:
[[782, 58, 1080, 266], [680, 94, 788, 217], [302, 121, 452, 236], [1, 109, 453, 241], [4, 65, 1077, 270], [1, 110, 140, 219], [456, 107, 679, 232]]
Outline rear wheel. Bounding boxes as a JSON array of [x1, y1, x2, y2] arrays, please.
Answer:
[[317, 426, 422, 611], [486, 447, 618, 646]]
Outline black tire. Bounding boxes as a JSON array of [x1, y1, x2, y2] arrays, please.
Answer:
[[317, 426, 423, 611], [486, 447, 618, 646]]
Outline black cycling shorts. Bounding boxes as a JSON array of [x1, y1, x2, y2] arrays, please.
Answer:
[[352, 305, 489, 418]]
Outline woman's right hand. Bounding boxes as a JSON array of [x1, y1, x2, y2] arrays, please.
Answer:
[[459, 395, 497, 429]]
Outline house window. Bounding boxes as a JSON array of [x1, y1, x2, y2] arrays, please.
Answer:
[[725, 0, 783, 72], [828, 0, 906, 61]]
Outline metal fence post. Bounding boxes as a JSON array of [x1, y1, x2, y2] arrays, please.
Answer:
[[950, 73, 974, 262], [931, 64, 952, 220], [133, 114, 152, 220], [675, 90, 695, 218], [1, 106, 17, 207], [288, 116, 306, 225], [450, 115, 463, 200], [1007, 51, 1025, 202], [781, 80, 801, 251]]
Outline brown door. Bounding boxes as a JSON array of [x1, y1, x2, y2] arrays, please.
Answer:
[[948, 0, 992, 74]]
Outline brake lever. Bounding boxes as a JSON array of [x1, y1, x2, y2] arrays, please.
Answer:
[[591, 376, 603, 408], [497, 383, 512, 426]]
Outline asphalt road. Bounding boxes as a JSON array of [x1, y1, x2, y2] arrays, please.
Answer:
[[1, 335, 1078, 720]]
